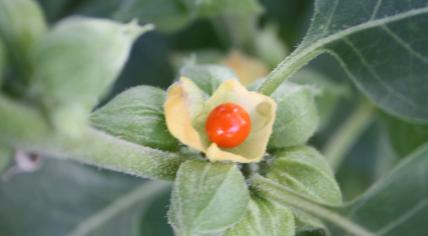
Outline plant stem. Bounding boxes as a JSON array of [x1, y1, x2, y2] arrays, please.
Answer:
[[323, 102, 374, 171], [257, 47, 323, 95], [0, 95, 187, 180], [251, 175, 375, 236]]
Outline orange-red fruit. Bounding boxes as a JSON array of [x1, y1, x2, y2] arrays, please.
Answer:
[[205, 103, 251, 148]]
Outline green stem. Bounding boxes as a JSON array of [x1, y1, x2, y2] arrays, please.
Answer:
[[251, 175, 375, 236], [257, 47, 323, 95], [0, 95, 187, 180], [323, 102, 374, 171]]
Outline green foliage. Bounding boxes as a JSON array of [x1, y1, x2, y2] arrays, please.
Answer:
[[1, 0, 428, 235], [0, 0, 47, 81], [224, 196, 295, 236], [268, 82, 319, 149], [381, 112, 428, 157], [339, 142, 428, 235], [0, 39, 4, 84], [0, 159, 169, 236], [30, 17, 151, 136], [169, 160, 249, 235], [91, 86, 179, 151], [115, 0, 261, 32], [265, 146, 342, 206], [259, 0, 428, 123], [180, 64, 236, 95]]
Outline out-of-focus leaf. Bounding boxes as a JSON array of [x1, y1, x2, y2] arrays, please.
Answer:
[[0, 159, 169, 236], [115, 0, 192, 32], [0, 146, 12, 173], [168, 160, 249, 235], [91, 86, 179, 151], [180, 64, 235, 95], [381, 112, 428, 157], [0, 38, 4, 84], [180, 0, 262, 17], [259, 0, 428, 123], [268, 82, 319, 149], [290, 69, 349, 130], [254, 24, 288, 68], [335, 142, 428, 235], [224, 196, 295, 236], [0, 0, 47, 82], [31, 17, 150, 136], [115, 0, 262, 32], [265, 146, 342, 206]]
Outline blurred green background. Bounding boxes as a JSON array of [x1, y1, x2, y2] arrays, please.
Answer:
[[0, 0, 412, 235]]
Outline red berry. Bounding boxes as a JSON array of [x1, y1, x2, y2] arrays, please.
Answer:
[[205, 103, 251, 148]]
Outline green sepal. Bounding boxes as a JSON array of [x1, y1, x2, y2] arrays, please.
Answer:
[[224, 195, 295, 236], [168, 160, 249, 235], [264, 146, 342, 206], [30, 17, 152, 136], [268, 82, 319, 149], [91, 85, 180, 151]]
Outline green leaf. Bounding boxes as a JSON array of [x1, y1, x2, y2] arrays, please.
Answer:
[[0, 38, 4, 84], [168, 160, 249, 235], [30, 17, 151, 136], [180, 64, 236, 95], [290, 69, 349, 130], [115, 0, 192, 32], [91, 86, 179, 151], [259, 0, 428, 123], [269, 82, 319, 149], [0, 145, 12, 173], [264, 146, 342, 206], [0, 158, 170, 236], [339, 142, 428, 236], [179, 0, 262, 17], [381, 112, 428, 157], [224, 196, 295, 236], [254, 142, 428, 236], [292, 208, 329, 235], [0, 0, 47, 81]]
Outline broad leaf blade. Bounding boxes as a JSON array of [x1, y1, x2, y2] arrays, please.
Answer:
[[0, 159, 169, 236], [169, 160, 249, 235], [91, 85, 179, 151], [341, 142, 428, 236], [260, 0, 428, 123], [224, 196, 295, 236]]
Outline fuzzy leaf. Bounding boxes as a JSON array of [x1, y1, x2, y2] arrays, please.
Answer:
[[269, 82, 319, 149], [91, 86, 179, 151], [30, 17, 151, 135], [0, 0, 47, 81], [265, 146, 342, 206], [224, 196, 295, 236], [259, 0, 428, 123], [169, 160, 249, 235], [180, 64, 236, 95]]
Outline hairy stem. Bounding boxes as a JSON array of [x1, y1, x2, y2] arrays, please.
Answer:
[[251, 175, 375, 236], [257, 47, 323, 95], [0, 95, 187, 180], [323, 102, 374, 171]]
